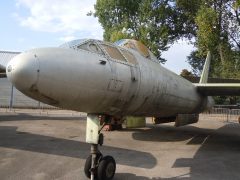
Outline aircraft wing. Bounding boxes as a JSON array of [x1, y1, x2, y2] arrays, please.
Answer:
[[195, 83, 240, 96]]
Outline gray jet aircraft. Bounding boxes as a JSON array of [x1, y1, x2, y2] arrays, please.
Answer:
[[6, 39, 240, 180]]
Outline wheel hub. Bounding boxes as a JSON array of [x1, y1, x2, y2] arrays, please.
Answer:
[[106, 162, 115, 178]]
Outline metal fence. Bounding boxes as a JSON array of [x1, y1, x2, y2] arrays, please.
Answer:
[[0, 78, 54, 109], [0, 51, 51, 109], [0, 51, 20, 68], [201, 108, 240, 123]]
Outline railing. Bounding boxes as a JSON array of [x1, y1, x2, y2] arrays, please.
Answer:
[[0, 78, 55, 109], [201, 108, 240, 123]]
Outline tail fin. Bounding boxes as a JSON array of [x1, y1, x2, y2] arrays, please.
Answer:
[[199, 51, 211, 84]]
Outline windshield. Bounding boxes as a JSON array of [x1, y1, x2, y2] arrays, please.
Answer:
[[59, 39, 88, 48]]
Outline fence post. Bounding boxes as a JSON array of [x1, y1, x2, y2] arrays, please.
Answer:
[[9, 84, 14, 110]]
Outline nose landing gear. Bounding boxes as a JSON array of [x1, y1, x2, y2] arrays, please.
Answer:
[[84, 114, 116, 180]]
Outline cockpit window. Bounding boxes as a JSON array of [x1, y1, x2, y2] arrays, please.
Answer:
[[120, 49, 137, 65], [59, 39, 103, 55], [101, 44, 126, 62], [115, 39, 152, 59], [77, 42, 104, 55]]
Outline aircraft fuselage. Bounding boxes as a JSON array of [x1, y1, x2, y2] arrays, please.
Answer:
[[6, 39, 213, 118]]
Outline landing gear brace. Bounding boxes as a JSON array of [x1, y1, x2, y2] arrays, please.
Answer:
[[85, 114, 116, 180]]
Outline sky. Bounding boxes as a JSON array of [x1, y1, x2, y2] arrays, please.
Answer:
[[0, 0, 193, 74]]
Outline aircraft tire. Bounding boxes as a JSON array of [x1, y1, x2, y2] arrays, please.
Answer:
[[84, 155, 92, 178], [97, 156, 116, 180], [84, 153, 102, 179]]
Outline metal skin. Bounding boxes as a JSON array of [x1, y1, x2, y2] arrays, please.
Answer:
[[6, 39, 213, 118]]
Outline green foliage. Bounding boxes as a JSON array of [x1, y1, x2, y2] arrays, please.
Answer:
[[195, 7, 219, 53], [213, 96, 228, 105], [180, 69, 194, 77], [183, 0, 240, 79], [213, 96, 240, 105], [175, 0, 202, 38], [109, 31, 131, 42], [187, 50, 205, 76], [236, 0, 240, 8], [94, 0, 142, 40]]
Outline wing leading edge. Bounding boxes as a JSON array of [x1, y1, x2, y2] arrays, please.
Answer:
[[195, 83, 240, 96]]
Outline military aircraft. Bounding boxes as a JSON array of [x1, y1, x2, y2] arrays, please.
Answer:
[[6, 39, 240, 180]]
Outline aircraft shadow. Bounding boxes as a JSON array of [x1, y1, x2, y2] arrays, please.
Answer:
[[132, 124, 200, 142], [0, 126, 156, 169], [0, 113, 86, 121], [115, 173, 190, 180], [126, 123, 240, 179]]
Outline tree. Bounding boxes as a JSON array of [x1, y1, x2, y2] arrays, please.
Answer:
[[237, 0, 240, 7], [187, 50, 205, 76], [180, 69, 194, 77], [185, 0, 240, 78]]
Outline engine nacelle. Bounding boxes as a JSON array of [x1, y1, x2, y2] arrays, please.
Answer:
[[153, 114, 199, 127], [175, 114, 199, 127]]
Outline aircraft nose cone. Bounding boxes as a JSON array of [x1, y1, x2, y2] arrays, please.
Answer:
[[6, 52, 39, 91]]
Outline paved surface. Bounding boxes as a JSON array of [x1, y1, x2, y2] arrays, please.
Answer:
[[0, 110, 240, 180]]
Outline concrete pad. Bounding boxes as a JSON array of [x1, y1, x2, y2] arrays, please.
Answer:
[[0, 110, 240, 180]]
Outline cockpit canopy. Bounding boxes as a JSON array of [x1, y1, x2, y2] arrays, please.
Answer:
[[60, 39, 158, 63]]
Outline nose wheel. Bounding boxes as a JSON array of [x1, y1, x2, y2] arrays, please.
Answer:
[[84, 152, 102, 179], [85, 114, 116, 180], [84, 151, 116, 180], [98, 155, 116, 180]]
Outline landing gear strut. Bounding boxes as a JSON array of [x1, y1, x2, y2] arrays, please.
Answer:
[[84, 114, 116, 180]]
